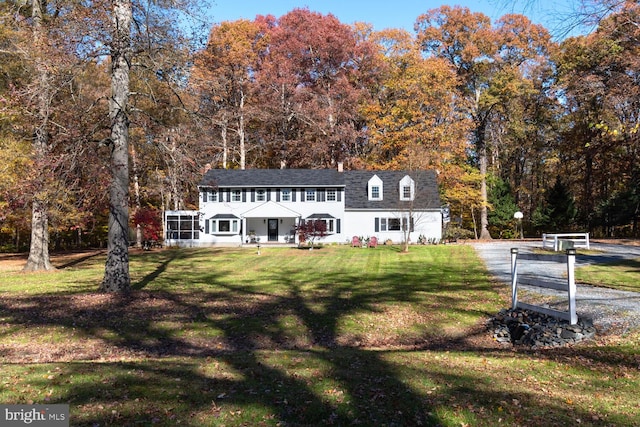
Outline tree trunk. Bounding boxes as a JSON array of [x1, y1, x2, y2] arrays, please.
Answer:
[[24, 199, 54, 271], [473, 91, 492, 240], [131, 142, 142, 248], [24, 0, 54, 272], [471, 205, 478, 240], [479, 141, 492, 239], [221, 121, 228, 169], [238, 91, 246, 170], [164, 133, 181, 210], [101, 0, 132, 292]]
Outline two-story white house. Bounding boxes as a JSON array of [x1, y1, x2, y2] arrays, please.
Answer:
[[164, 166, 443, 246]]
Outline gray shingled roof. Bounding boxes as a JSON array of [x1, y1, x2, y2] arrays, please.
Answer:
[[199, 169, 345, 188], [199, 168, 441, 210], [344, 170, 441, 210]]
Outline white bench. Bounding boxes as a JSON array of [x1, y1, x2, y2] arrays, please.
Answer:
[[542, 233, 590, 251]]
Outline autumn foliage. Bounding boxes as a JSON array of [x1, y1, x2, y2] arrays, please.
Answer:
[[133, 207, 162, 242], [296, 219, 328, 247], [1, 1, 639, 256]]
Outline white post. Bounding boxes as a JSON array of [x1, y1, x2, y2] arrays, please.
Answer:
[[511, 248, 519, 310], [241, 217, 247, 246], [585, 232, 590, 250], [567, 248, 578, 324]]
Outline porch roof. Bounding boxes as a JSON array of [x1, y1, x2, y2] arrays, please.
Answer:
[[306, 213, 335, 219], [211, 213, 239, 219], [241, 201, 301, 219]]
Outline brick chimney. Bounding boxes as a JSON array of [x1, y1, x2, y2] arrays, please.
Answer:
[[337, 161, 344, 172]]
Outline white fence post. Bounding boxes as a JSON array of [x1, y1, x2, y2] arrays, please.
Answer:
[[567, 248, 578, 324], [511, 248, 519, 310]]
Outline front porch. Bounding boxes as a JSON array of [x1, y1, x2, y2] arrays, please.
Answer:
[[241, 201, 301, 245], [243, 217, 297, 245]]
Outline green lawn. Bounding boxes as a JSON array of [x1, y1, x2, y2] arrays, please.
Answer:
[[575, 257, 640, 293], [529, 248, 640, 294], [0, 245, 639, 426]]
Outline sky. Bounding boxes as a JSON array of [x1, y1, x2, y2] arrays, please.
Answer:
[[206, 0, 586, 39]]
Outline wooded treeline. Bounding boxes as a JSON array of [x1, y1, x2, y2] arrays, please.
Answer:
[[1, 1, 639, 255]]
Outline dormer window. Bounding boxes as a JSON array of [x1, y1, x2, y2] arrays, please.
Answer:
[[372, 186, 380, 199], [399, 175, 415, 201], [368, 175, 383, 201], [402, 186, 411, 199]]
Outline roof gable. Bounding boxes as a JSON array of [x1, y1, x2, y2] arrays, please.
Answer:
[[241, 200, 301, 218]]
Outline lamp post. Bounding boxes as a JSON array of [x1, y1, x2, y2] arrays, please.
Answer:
[[514, 211, 523, 239]]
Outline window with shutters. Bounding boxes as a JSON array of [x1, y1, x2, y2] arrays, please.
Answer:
[[202, 190, 218, 202], [376, 216, 414, 232], [306, 189, 316, 202], [210, 219, 240, 234]]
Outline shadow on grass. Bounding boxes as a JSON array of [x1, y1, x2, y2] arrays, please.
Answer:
[[0, 246, 638, 426], [55, 250, 106, 269], [131, 249, 182, 291]]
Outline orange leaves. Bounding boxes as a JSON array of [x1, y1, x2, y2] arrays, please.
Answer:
[[415, 5, 494, 67], [192, 19, 266, 95], [362, 28, 469, 174]]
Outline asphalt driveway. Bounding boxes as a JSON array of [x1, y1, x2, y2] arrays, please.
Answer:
[[471, 240, 640, 333]]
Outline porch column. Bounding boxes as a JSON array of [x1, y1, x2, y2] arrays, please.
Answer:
[[241, 217, 246, 246]]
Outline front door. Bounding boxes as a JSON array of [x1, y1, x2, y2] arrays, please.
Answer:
[[268, 219, 279, 242]]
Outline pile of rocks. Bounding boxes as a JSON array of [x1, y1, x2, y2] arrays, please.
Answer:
[[489, 308, 596, 348]]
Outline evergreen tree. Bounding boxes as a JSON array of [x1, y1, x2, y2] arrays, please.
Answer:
[[532, 177, 577, 232], [594, 172, 640, 237], [487, 176, 519, 238]]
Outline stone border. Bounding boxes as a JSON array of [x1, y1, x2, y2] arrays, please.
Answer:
[[489, 308, 596, 348]]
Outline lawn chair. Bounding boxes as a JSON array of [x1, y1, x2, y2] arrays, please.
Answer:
[[352, 236, 361, 247], [368, 236, 378, 248]]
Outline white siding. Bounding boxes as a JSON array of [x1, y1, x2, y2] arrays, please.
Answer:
[[198, 187, 346, 245], [344, 210, 442, 244], [167, 171, 443, 247]]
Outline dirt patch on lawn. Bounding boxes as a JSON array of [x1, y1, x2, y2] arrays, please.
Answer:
[[0, 250, 106, 272], [0, 253, 28, 271]]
